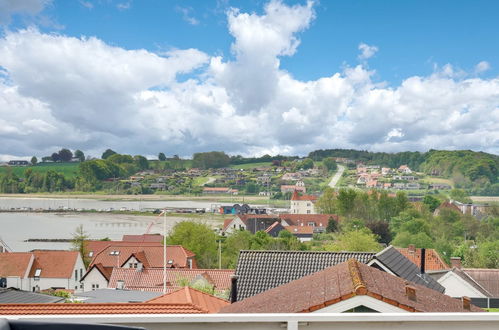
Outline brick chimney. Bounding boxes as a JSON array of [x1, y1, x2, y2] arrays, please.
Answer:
[[408, 244, 416, 254], [462, 296, 471, 311], [450, 257, 462, 269], [405, 284, 417, 301]]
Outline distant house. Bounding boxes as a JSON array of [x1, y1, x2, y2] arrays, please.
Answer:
[[8, 160, 29, 166], [283, 225, 314, 242], [398, 165, 412, 174], [0, 250, 85, 293], [221, 259, 481, 313], [80, 242, 197, 291], [281, 172, 302, 181], [290, 190, 317, 214], [397, 245, 449, 271], [280, 180, 306, 194], [202, 187, 234, 194], [429, 183, 452, 190]]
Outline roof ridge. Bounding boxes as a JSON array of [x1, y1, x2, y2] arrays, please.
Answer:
[[184, 286, 193, 304], [347, 259, 367, 295]]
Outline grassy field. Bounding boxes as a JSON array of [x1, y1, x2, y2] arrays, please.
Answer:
[[0, 162, 80, 178], [229, 162, 273, 169], [421, 176, 454, 187]]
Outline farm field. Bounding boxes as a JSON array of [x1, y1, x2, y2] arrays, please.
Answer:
[[0, 162, 80, 178]]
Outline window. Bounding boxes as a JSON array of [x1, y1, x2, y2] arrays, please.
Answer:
[[307, 210, 311, 214], [75, 269, 78, 281], [34, 269, 41, 281], [109, 251, 120, 256], [92, 284, 99, 290], [80, 269, 83, 279], [88, 251, 94, 257]]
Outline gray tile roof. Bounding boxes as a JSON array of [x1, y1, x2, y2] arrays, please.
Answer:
[[75, 289, 162, 303], [372, 246, 445, 293], [0, 288, 65, 303], [234, 250, 376, 301]]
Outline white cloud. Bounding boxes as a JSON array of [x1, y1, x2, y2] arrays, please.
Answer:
[[358, 42, 378, 61], [80, 1, 93, 10], [116, 1, 131, 11], [0, 0, 498, 159], [475, 61, 491, 74], [176, 6, 200, 25], [0, 0, 51, 24]]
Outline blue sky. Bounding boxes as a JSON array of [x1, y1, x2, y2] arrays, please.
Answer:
[[0, 0, 498, 158], [19, 0, 498, 84]]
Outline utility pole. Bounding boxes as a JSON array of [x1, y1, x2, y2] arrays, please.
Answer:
[[163, 209, 167, 294], [218, 239, 222, 270]]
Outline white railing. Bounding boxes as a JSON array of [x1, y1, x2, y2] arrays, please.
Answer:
[[4, 313, 499, 330]]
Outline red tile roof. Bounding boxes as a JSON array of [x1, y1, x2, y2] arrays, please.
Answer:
[[397, 247, 449, 271], [291, 190, 317, 201], [220, 259, 483, 313], [28, 251, 80, 278], [0, 303, 214, 315], [122, 234, 164, 243], [0, 253, 33, 278], [279, 214, 338, 227], [146, 287, 229, 313], [108, 268, 234, 293], [284, 225, 314, 235], [89, 245, 195, 269], [85, 241, 162, 257]]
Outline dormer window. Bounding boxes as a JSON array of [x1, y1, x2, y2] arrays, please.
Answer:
[[34, 269, 41, 280], [88, 251, 94, 257], [109, 251, 120, 256], [168, 260, 173, 264]]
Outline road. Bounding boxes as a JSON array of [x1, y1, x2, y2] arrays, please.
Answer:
[[328, 164, 345, 188]]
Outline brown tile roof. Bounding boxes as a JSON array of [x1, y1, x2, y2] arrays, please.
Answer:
[[89, 245, 195, 269], [221, 259, 483, 313], [0, 302, 214, 315], [146, 287, 229, 313], [108, 268, 234, 293], [28, 251, 79, 278], [84, 241, 162, 257], [397, 247, 449, 271], [122, 234, 164, 243], [80, 263, 113, 282], [464, 268, 499, 296], [0, 253, 33, 278]]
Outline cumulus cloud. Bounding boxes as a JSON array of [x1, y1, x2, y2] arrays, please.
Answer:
[[176, 6, 199, 25], [0, 0, 498, 160], [358, 42, 378, 61]]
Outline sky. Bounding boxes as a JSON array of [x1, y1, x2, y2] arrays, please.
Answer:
[[0, 0, 498, 160]]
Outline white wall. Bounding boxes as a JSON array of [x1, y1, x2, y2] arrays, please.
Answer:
[[290, 200, 316, 214], [81, 268, 109, 292], [438, 272, 487, 298], [222, 217, 246, 234]]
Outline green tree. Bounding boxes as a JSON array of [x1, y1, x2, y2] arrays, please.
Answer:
[[222, 230, 253, 268], [58, 148, 73, 162], [74, 150, 85, 162], [423, 195, 441, 212], [326, 217, 338, 233], [134, 155, 149, 170], [158, 152, 167, 161], [316, 187, 337, 214], [167, 221, 218, 268], [30, 156, 38, 165], [102, 149, 117, 159], [0, 169, 22, 193], [192, 151, 230, 169], [71, 225, 90, 268], [300, 158, 314, 170], [325, 229, 382, 252], [391, 232, 435, 249], [323, 157, 337, 171], [336, 188, 358, 217]]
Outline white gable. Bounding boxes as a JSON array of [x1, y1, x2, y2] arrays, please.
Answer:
[[313, 295, 408, 313], [437, 271, 488, 298]]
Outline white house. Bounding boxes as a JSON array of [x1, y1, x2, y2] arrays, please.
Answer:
[[0, 250, 85, 293], [290, 190, 317, 214]]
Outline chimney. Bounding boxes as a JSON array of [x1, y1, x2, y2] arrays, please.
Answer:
[[117, 280, 124, 290], [408, 244, 416, 254], [462, 296, 471, 311], [450, 257, 462, 269], [420, 248, 426, 274], [405, 284, 417, 301], [230, 275, 238, 304]]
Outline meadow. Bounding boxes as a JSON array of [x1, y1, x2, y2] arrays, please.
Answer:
[[0, 162, 80, 178]]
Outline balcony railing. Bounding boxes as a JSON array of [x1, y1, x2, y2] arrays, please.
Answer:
[[4, 313, 499, 330]]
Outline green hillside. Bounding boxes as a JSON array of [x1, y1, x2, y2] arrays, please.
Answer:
[[0, 162, 80, 178]]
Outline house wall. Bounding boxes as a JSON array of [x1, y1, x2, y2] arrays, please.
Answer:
[[290, 200, 316, 214], [6, 276, 29, 291], [81, 268, 109, 292], [438, 272, 488, 298], [222, 217, 246, 234]]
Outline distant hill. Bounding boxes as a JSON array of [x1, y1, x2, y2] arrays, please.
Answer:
[[308, 148, 498, 189]]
